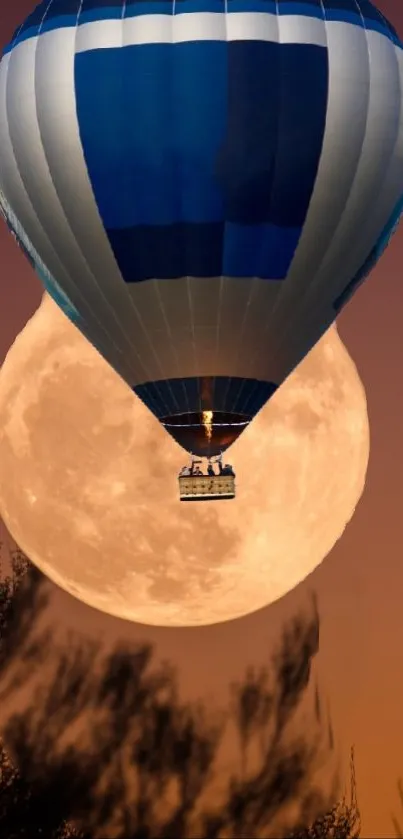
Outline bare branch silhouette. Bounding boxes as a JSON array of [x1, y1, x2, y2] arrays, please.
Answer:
[[0, 545, 50, 701], [289, 747, 360, 839], [0, 547, 359, 838], [392, 777, 403, 837]]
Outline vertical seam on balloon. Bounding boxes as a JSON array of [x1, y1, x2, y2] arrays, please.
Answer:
[[113, 0, 174, 404], [117, 0, 181, 412], [226, 2, 282, 415], [315, 0, 371, 281], [304, 0, 369, 307], [37, 0, 138, 378], [121, 0, 127, 29], [9, 20, 25, 52], [67, 5, 174, 416], [174, 21, 199, 409], [165, 6, 194, 416], [2, 12, 172, 421], [255, 0, 328, 374], [242, 0, 287, 386], [72, 0, 144, 378], [42, 0, 148, 386], [258, 0, 329, 378], [262, 0, 371, 373], [65, 0, 124, 363], [142, 7, 194, 418], [38, 0, 54, 35], [211, 3, 229, 422], [141, 75, 190, 414], [255, 0, 281, 280], [240, 379, 262, 417], [217, 278, 236, 413], [294, 0, 370, 331], [227, 0, 282, 404], [150, 3, 190, 416], [329, 16, 403, 311], [186, 276, 200, 411], [339, 18, 403, 294], [3, 9, 119, 369], [153, 281, 191, 415], [35, 0, 54, 52], [214, 274, 225, 411], [116, 0, 178, 412], [311, 9, 402, 350], [220, 3, 274, 417], [389, 42, 403, 242]]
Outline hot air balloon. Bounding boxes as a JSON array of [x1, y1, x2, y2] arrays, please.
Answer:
[[0, 0, 402, 499]]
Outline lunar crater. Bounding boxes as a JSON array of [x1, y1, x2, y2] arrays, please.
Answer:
[[0, 296, 369, 626]]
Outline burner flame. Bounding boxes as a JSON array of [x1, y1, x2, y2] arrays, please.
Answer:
[[202, 410, 213, 441]]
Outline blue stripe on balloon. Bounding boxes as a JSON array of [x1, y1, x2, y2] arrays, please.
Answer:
[[277, 2, 324, 18], [4, 2, 402, 54], [321, 0, 358, 10], [75, 41, 227, 228], [46, 0, 80, 12], [272, 42, 328, 226], [216, 40, 328, 228], [80, 2, 174, 21], [362, 19, 399, 39], [167, 0, 226, 11], [222, 223, 301, 278], [40, 14, 89, 32], [106, 222, 225, 280], [75, 39, 327, 279], [106, 221, 302, 280], [224, 0, 277, 12], [8, 25, 41, 47], [134, 376, 278, 418], [355, 0, 387, 22], [18, 1, 51, 28], [323, 9, 363, 26], [354, 0, 400, 42], [123, 0, 224, 12], [215, 39, 280, 226], [79, 7, 123, 23]]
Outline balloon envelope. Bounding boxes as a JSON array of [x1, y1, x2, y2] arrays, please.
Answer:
[[0, 0, 402, 457]]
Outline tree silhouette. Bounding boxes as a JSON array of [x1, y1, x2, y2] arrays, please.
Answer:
[[289, 749, 360, 839], [391, 777, 403, 837], [0, 545, 360, 838]]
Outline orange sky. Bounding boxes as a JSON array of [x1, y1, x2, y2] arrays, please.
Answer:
[[1, 2, 403, 835]]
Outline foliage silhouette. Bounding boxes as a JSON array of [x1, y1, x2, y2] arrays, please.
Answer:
[[288, 748, 360, 839], [392, 777, 403, 837], [0, 545, 50, 701], [0, 545, 359, 838]]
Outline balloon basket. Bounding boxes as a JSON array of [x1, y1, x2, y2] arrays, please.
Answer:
[[178, 457, 236, 501]]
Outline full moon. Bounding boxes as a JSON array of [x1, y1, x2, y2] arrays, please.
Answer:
[[0, 295, 369, 626]]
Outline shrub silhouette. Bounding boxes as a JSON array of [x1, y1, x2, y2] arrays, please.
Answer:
[[289, 748, 360, 839], [0, 545, 360, 838], [392, 777, 403, 837]]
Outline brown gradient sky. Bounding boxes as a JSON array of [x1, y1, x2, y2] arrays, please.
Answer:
[[1, 2, 403, 836]]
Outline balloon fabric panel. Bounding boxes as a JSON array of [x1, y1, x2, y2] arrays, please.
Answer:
[[0, 0, 402, 457], [74, 38, 328, 281]]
